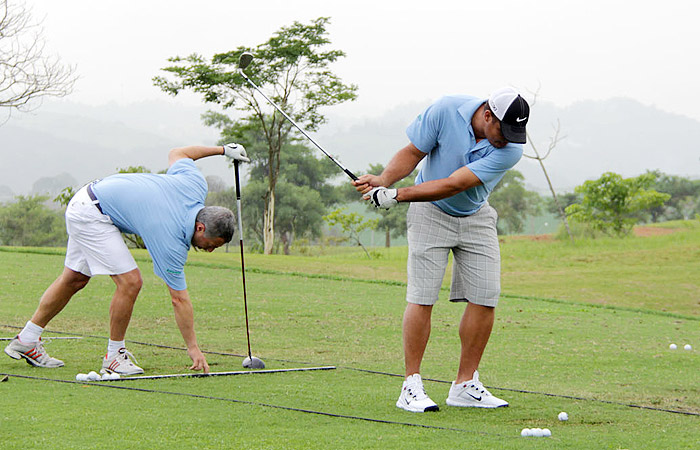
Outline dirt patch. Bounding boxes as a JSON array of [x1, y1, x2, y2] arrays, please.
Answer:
[[633, 226, 677, 237], [504, 234, 555, 242], [504, 226, 678, 241]]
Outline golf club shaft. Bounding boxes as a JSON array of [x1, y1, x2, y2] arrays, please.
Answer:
[[233, 161, 253, 359], [239, 72, 358, 181]]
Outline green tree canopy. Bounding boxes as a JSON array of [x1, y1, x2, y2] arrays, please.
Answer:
[[566, 172, 671, 237], [154, 17, 357, 254], [207, 142, 340, 254], [647, 170, 700, 222], [323, 208, 378, 258], [489, 170, 542, 234], [0, 195, 65, 246], [354, 163, 417, 247]]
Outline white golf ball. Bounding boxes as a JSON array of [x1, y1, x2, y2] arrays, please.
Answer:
[[532, 428, 544, 437], [542, 428, 552, 437], [109, 373, 121, 380], [521, 428, 532, 437], [101, 373, 112, 380], [558, 411, 569, 421], [87, 371, 100, 381], [669, 343, 677, 350], [75, 373, 88, 381], [684, 344, 692, 351]]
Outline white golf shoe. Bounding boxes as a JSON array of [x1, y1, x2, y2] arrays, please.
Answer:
[[446, 370, 508, 408], [100, 348, 144, 375], [396, 374, 439, 413], [3, 336, 64, 368]]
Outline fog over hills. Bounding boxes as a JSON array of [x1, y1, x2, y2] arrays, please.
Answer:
[[1, 97, 699, 201]]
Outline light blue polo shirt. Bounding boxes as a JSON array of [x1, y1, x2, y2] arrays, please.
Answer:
[[407, 95, 523, 216], [91, 158, 207, 290]]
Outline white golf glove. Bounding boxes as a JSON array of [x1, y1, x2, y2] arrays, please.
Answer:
[[223, 143, 250, 162], [367, 187, 398, 210]]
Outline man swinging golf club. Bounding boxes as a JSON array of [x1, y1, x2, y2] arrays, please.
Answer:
[[4, 144, 250, 375], [355, 87, 530, 412]]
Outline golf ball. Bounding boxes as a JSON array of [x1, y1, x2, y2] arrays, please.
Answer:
[[684, 344, 692, 351], [75, 373, 88, 381], [558, 411, 569, 421], [110, 373, 120, 380], [542, 428, 552, 437], [87, 371, 100, 381], [669, 343, 677, 350], [521, 428, 532, 437], [531, 428, 544, 437]]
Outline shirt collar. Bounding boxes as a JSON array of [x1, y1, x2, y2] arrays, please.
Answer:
[[457, 97, 488, 149]]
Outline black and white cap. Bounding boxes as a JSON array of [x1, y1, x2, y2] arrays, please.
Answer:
[[488, 87, 530, 144]]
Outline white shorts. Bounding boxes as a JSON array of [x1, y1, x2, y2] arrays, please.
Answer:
[[64, 185, 137, 277], [406, 202, 501, 307]]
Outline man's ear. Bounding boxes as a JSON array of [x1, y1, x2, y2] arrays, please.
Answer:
[[195, 222, 206, 232]]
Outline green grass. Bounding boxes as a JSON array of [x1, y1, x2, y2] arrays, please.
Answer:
[[1, 221, 699, 449]]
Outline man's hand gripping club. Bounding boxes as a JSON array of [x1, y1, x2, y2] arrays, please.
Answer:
[[367, 187, 398, 210], [223, 143, 250, 162]]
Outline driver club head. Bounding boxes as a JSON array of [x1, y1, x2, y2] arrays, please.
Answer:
[[242, 356, 265, 369], [238, 52, 254, 70]]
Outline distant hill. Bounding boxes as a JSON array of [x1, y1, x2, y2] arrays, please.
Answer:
[[1, 97, 698, 197], [0, 99, 223, 195]]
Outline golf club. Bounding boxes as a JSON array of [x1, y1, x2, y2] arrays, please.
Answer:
[[237, 52, 358, 181], [233, 160, 265, 369]]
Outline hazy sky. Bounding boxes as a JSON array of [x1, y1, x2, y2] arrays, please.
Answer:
[[24, 0, 700, 121]]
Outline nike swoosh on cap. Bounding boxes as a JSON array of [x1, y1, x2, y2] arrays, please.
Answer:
[[516, 116, 528, 123]]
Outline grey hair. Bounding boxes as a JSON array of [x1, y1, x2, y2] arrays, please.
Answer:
[[196, 206, 236, 243]]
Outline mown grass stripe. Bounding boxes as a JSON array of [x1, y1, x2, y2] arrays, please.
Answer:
[[2, 246, 697, 322], [1, 372, 512, 438]]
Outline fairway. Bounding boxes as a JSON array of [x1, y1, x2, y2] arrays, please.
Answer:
[[1, 227, 699, 450]]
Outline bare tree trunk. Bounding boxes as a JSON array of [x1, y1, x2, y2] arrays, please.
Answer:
[[385, 227, 391, 248], [536, 156, 574, 242], [281, 231, 291, 255], [525, 124, 574, 243], [263, 188, 275, 254]]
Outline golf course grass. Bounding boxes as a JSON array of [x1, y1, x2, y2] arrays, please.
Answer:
[[1, 220, 698, 449]]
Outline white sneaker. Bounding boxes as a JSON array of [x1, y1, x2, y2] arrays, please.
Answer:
[[396, 374, 439, 413], [3, 336, 64, 368], [446, 370, 508, 408], [100, 348, 144, 375]]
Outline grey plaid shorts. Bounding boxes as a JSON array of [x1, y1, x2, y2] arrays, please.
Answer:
[[406, 201, 501, 307]]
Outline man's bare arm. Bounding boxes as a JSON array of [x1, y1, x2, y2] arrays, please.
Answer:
[[168, 146, 224, 166]]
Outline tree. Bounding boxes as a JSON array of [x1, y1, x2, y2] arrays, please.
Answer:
[[544, 191, 581, 215], [323, 208, 378, 258], [0, 0, 76, 119], [53, 186, 75, 208], [154, 17, 357, 254], [206, 142, 340, 254], [523, 88, 574, 241], [356, 164, 417, 247], [489, 170, 542, 234], [0, 195, 65, 246], [647, 171, 700, 221], [566, 172, 671, 237]]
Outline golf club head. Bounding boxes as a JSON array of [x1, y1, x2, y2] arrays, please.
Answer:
[[242, 356, 265, 369], [238, 52, 254, 70]]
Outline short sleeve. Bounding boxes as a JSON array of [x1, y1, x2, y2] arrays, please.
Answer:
[[467, 144, 523, 191], [406, 101, 446, 153]]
